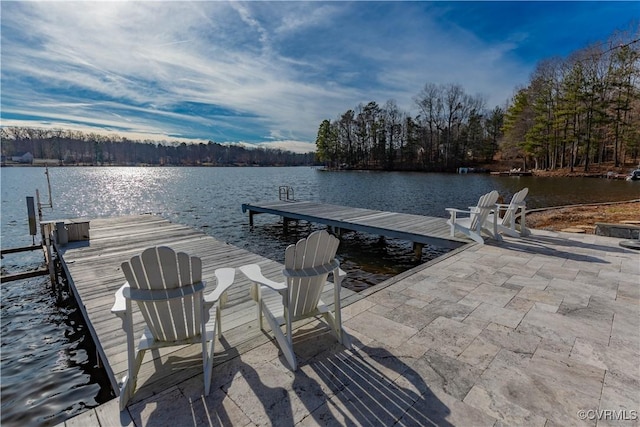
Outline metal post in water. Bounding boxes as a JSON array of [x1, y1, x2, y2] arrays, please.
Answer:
[[44, 165, 53, 209], [36, 189, 43, 222], [43, 223, 57, 284], [26, 196, 37, 245]]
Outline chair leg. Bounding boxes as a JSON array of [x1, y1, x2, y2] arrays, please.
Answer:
[[263, 309, 297, 370], [519, 211, 531, 236], [216, 305, 223, 338], [251, 283, 264, 330], [469, 231, 485, 245], [203, 335, 215, 396], [341, 329, 352, 349], [120, 349, 146, 410], [323, 312, 352, 349], [119, 376, 132, 411], [448, 212, 457, 237]]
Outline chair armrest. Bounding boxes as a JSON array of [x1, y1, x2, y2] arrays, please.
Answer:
[[445, 208, 471, 214], [332, 267, 347, 292], [111, 283, 128, 315], [205, 268, 236, 306], [494, 203, 508, 213], [446, 208, 471, 223], [239, 264, 286, 291]]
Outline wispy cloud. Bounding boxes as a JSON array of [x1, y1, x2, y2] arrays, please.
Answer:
[[1, 1, 635, 153]]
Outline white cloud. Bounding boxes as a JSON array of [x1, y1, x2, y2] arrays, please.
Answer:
[[0, 118, 210, 145], [256, 140, 316, 154], [3, 1, 619, 148], [0, 4, 438, 138]]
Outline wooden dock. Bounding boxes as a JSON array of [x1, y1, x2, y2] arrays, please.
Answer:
[[242, 200, 470, 255], [56, 214, 359, 405], [489, 170, 533, 176]]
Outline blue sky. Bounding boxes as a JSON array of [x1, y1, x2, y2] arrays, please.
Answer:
[[1, 2, 636, 153]]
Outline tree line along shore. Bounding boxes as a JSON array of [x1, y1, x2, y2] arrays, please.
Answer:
[[315, 28, 639, 173]]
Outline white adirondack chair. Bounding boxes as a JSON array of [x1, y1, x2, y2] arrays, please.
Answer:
[[238, 230, 351, 371], [446, 190, 500, 244], [487, 187, 531, 239], [111, 246, 235, 410]]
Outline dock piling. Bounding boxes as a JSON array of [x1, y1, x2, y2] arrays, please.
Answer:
[[27, 196, 37, 245]]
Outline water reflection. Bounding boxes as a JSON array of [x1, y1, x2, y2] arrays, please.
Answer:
[[2, 166, 637, 276], [0, 273, 115, 427], [3, 167, 637, 248], [314, 170, 639, 215]]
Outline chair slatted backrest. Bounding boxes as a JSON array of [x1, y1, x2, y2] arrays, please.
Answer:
[[470, 190, 500, 231], [502, 188, 528, 227], [121, 246, 204, 342], [283, 231, 340, 319]]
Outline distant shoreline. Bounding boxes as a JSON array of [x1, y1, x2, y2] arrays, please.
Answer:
[[3, 160, 639, 180]]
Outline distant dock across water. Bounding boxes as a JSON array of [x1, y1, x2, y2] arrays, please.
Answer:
[[490, 170, 533, 177]]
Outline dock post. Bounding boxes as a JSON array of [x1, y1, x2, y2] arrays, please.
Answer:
[[26, 197, 37, 245], [249, 211, 254, 227], [55, 222, 68, 246], [413, 242, 424, 261], [42, 223, 57, 284]]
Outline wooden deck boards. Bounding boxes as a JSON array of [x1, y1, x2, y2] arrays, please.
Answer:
[[242, 200, 470, 249], [57, 214, 357, 405]]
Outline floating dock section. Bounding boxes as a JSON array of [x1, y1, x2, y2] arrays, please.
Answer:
[[242, 200, 470, 257]]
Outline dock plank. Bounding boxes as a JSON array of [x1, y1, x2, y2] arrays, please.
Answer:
[[57, 214, 358, 406]]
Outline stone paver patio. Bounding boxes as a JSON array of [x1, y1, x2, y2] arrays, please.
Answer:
[[60, 229, 639, 426]]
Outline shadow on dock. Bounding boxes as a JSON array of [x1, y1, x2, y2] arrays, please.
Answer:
[[128, 328, 453, 426]]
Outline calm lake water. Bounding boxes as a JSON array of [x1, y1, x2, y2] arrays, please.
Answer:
[[1, 166, 638, 426]]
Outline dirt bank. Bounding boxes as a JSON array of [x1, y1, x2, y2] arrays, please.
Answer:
[[526, 201, 640, 233]]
